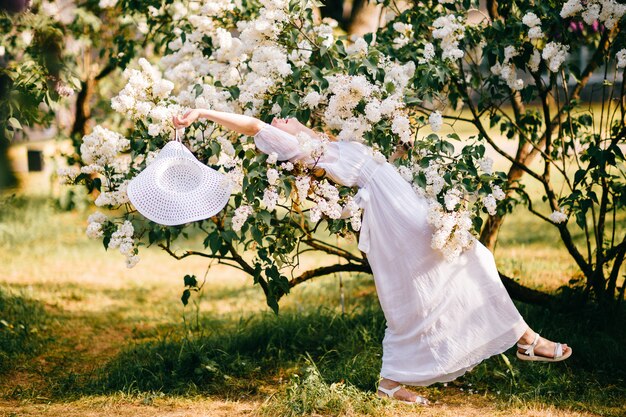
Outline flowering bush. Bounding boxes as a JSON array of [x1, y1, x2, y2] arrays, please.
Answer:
[[65, 0, 626, 307]]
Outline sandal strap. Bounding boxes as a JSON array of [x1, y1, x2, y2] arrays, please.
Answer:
[[554, 342, 563, 358], [378, 384, 402, 398], [517, 332, 541, 356]]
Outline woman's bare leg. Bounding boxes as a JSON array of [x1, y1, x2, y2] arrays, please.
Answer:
[[377, 378, 423, 402], [517, 327, 571, 358]]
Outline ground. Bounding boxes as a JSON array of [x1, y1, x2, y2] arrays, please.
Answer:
[[0, 164, 624, 416]]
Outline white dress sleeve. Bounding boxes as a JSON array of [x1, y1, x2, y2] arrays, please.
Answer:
[[253, 123, 303, 161]]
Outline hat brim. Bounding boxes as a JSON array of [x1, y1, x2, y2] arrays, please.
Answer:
[[127, 143, 232, 226]]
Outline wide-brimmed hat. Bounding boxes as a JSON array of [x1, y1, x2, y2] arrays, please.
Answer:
[[127, 138, 231, 226]]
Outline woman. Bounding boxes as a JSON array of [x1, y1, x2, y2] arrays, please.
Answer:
[[172, 108, 571, 405]]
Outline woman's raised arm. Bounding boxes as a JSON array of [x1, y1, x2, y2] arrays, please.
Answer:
[[172, 109, 266, 136]]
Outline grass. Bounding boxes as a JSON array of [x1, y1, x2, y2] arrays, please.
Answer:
[[0, 183, 625, 416], [0, 288, 52, 374]]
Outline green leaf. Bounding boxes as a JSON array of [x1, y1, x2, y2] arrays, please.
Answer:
[[184, 274, 198, 288], [209, 232, 221, 254], [258, 210, 272, 226], [181, 289, 191, 306], [7, 117, 21, 130]]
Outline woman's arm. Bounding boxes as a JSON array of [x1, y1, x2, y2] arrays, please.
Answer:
[[173, 109, 266, 136]]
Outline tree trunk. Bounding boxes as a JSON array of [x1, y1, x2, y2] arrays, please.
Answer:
[[348, 0, 383, 36], [71, 77, 96, 139], [479, 156, 530, 249]]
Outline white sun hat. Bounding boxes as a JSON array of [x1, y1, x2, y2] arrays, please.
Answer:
[[127, 132, 232, 226]]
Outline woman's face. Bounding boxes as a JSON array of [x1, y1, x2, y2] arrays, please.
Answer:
[[271, 117, 304, 136]]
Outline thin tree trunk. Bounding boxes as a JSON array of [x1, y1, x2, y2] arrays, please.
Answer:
[[71, 77, 96, 139], [348, 0, 383, 36]]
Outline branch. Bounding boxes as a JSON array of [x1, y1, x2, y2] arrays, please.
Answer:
[[499, 272, 554, 306], [303, 238, 365, 263], [607, 234, 626, 296], [278, 258, 555, 309], [457, 78, 544, 183], [158, 243, 235, 261], [287, 263, 371, 290]]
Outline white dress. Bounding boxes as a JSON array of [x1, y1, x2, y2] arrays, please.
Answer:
[[254, 124, 529, 386]]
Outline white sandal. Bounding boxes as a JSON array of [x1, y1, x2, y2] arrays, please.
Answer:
[[377, 384, 430, 405], [516, 332, 572, 362]]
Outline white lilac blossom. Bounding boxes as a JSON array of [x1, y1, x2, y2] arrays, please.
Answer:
[[383, 60, 415, 91], [490, 47, 523, 91], [295, 175, 311, 201], [266, 168, 280, 185], [426, 201, 476, 261], [57, 166, 81, 184], [444, 189, 462, 210], [289, 40, 313, 67], [267, 152, 278, 164], [262, 187, 279, 211], [232, 205, 254, 231], [582, 3, 601, 24], [302, 91, 323, 108], [419, 43, 436, 64], [549, 208, 568, 224], [110, 58, 181, 134], [542, 42, 569, 73], [392, 22, 413, 49], [108, 220, 139, 268], [528, 48, 542, 72], [365, 101, 382, 123], [324, 74, 378, 132], [476, 156, 494, 175], [217, 136, 236, 156], [397, 165, 413, 182], [280, 161, 294, 171], [86, 211, 107, 239], [80, 126, 130, 168], [429, 110, 443, 132], [491, 184, 506, 200], [313, 23, 335, 48], [95, 180, 130, 207], [561, 0, 626, 29], [223, 166, 245, 193], [392, 114, 412, 143], [482, 194, 498, 216], [295, 132, 327, 159], [424, 161, 445, 195], [560, 0, 584, 18], [617, 49, 626, 69], [432, 14, 465, 62], [528, 26, 543, 40], [346, 37, 368, 55], [270, 103, 282, 115], [310, 180, 343, 220], [522, 12, 541, 27], [520, 13, 543, 40]]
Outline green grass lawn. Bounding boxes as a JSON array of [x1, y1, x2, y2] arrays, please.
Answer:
[[0, 175, 625, 416]]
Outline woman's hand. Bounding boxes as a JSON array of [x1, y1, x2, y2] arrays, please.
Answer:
[[172, 109, 202, 128]]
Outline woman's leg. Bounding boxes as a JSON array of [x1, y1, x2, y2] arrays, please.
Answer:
[[517, 327, 571, 358], [377, 377, 423, 402], [378, 327, 571, 404]]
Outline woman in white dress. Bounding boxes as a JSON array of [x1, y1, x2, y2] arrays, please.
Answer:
[[173, 109, 572, 404]]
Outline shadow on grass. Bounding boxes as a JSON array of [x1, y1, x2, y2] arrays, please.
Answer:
[[89, 303, 387, 398], [82, 290, 626, 416], [0, 288, 53, 373]]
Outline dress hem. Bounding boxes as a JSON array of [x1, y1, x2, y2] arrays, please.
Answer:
[[380, 317, 529, 387]]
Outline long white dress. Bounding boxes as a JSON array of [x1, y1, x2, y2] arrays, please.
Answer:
[[254, 124, 529, 386]]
